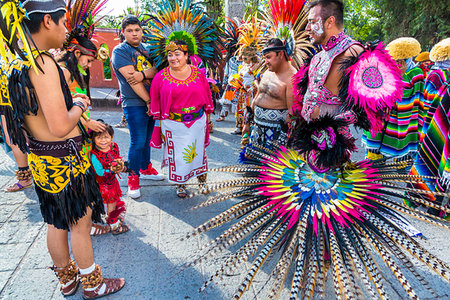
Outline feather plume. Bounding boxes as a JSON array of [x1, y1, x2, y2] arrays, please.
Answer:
[[186, 144, 450, 299]]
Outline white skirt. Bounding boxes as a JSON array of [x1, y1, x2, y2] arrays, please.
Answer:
[[161, 114, 208, 183]]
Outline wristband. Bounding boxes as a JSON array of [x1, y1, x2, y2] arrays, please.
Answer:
[[141, 70, 146, 80], [73, 101, 87, 112]]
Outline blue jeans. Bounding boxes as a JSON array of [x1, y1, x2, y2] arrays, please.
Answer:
[[123, 106, 155, 176]]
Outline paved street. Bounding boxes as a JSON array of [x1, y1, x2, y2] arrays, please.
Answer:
[[0, 109, 449, 300]]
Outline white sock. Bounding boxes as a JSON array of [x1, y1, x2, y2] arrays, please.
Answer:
[[79, 263, 106, 293], [79, 263, 96, 275]]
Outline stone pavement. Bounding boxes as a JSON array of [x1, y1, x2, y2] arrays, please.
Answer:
[[0, 110, 449, 300]]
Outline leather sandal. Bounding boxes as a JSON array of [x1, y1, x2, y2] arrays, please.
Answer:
[[5, 180, 32, 192], [176, 185, 187, 198], [90, 223, 111, 236], [80, 265, 125, 299], [50, 259, 80, 296], [111, 221, 129, 235]]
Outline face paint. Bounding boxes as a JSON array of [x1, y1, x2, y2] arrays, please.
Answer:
[[310, 17, 324, 44]]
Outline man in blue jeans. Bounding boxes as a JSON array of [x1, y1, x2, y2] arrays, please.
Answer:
[[111, 15, 164, 199]]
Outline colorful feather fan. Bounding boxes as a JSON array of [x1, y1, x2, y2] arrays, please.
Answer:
[[144, 0, 222, 69], [65, 0, 109, 47], [185, 145, 450, 299], [262, 0, 312, 68]]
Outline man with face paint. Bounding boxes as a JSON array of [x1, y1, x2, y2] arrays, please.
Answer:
[[242, 38, 297, 149], [288, 0, 365, 170]]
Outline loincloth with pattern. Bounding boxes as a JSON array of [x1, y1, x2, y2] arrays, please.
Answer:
[[28, 135, 104, 230]]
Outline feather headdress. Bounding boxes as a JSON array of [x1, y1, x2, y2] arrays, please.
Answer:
[[236, 15, 263, 58], [185, 144, 450, 299], [223, 17, 241, 60], [64, 0, 109, 54], [144, 0, 222, 69], [261, 0, 312, 68]]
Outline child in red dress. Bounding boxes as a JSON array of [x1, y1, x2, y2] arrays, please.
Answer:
[[90, 122, 129, 234]]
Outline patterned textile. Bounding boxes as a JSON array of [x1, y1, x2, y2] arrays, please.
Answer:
[[91, 143, 123, 204], [406, 80, 450, 219], [28, 136, 103, 230], [232, 64, 256, 127], [419, 69, 450, 140], [161, 114, 208, 183], [363, 67, 425, 157], [249, 105, 288, 148]]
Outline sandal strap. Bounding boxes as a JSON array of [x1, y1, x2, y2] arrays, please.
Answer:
[[102, 278, 124, 294], [50, 259, 78, 285]]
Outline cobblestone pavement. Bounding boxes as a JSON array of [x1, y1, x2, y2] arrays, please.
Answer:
[[0, 110, 449, 300]]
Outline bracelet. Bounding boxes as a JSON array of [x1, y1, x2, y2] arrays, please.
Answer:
[[73, 101, 87, 112], [141, 70, 146, 80]]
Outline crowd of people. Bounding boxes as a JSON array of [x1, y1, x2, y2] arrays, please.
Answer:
[[0, 0, 449, 298]]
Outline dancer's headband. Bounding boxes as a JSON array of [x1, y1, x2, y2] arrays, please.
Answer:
[[23, 0, 66, 15], [262, 45, 287, 55], [67, 42, 97, 58], [166, 41, 188, 53]]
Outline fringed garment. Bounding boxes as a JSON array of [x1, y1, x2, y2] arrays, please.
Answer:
[[249, 105, 288, 149], [90, 142, 123, 204], [2, 51, 103, 230], [406, 79, 450, 219], [28, 136, 104, 230], [363, 67, 425, 158]]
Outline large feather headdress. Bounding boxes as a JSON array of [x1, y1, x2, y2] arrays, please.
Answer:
[[222, 17, 241, 60], [236, 15, 263, 58], [64, 0, 109, 55], [261, 0, 312, 68], [144, 0, 223, 69]]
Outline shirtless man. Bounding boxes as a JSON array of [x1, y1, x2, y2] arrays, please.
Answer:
[[2, 0, 124, 297], [289, 0, 364, 169], [243, 38, 296, 148]]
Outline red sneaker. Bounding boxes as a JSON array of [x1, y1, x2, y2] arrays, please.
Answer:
[[127, 175, 141, 199], [140, 163, 164, 181]]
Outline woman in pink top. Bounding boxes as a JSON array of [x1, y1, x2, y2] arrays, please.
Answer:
[[150, 40, 214, 198]]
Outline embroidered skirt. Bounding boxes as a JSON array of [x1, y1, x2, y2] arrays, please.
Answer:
[[28, 136, 104, 230], [161, 114, 208, 184]]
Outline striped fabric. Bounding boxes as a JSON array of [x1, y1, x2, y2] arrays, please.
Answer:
[[363, 67, 424, 157], [406, 80, 450, 219], [419, 69, 450, 141]]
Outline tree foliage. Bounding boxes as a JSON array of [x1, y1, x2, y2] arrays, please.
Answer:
[[344, 0, 449, 48]]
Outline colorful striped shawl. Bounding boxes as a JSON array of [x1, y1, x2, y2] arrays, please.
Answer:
[[415, 80, 450, 192], [419, 69, 450, 141], [363, 67, 424, 157]]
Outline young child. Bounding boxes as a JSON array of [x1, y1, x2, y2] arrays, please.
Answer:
[[90, 121, 129, 234]]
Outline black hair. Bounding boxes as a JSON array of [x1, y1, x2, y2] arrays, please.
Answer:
[[57, 35, 97, 94], [121, 15, 141, 30], [24, 10, 66, 34], [91, 120, 114, 142], [265, 38, 287, 61], [309, 0, 344, 28]]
